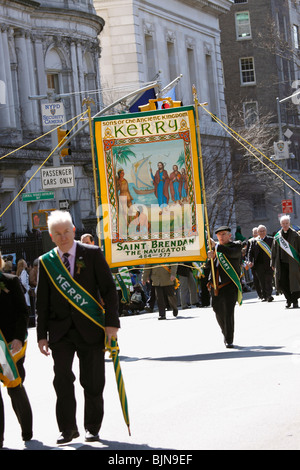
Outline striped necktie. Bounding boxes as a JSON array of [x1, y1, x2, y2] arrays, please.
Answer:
[[63, 253, 70, 272]]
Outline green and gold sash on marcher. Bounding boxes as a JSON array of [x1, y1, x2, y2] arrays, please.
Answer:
[[0, 329, 27, 388], [256, 239, 272, 258], [40, 249, 105, 330], [216, 250, 243, 305], [113, 267, 131, 303], [274, 231, 300, 265]]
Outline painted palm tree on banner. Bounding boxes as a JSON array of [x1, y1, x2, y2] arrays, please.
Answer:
[[113, 145, 136, 174]]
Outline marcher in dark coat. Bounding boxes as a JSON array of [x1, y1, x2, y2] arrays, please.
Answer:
[[271, 215, 300, 308], [36, 210, 119, 445], [207, 226, 242, 348], [142, 264, 178, 319], [248, 225, 274, 302], [0, 255, 33, 448]]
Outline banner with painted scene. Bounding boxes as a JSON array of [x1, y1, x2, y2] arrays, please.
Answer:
[[93, 105, 207, 268]]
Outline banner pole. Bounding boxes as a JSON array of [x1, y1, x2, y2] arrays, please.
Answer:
[[82, 98, 101, 243], [192, 85, 216, 290]]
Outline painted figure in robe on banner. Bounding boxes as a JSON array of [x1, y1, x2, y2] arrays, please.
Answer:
[[150, 162, 170, 209], [169, 165, 181, 204], [116, 169, 134, 238], [116, 169, 133, 208], [180, 168, 188, 202]]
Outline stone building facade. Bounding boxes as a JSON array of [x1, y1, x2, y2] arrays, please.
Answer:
[[0, 0, 104, 234], [219, 0, 300, 236]]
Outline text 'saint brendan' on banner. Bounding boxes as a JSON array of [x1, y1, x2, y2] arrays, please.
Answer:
[[93, 106, 207, 268]]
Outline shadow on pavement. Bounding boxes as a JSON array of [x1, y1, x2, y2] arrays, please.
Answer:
[[119, 345, 296, 363], [75, 439, 166, 450]]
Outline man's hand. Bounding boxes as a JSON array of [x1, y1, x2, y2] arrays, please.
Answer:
[[10, 339, 22, 355], [105, 327, 119, 346], [38, 339, 50, 356], [207, 250, 215, 260]]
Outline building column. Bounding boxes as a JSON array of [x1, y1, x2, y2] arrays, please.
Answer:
[[14, 29, 35, 130], [70, 40, 82, 118], [25, 31, 39, 130], [0, 24, 14, 128]]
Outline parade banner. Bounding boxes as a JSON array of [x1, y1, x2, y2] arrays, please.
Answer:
[[93, 105, 207, 267]]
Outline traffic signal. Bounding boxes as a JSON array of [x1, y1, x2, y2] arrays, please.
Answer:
[[32, 211, 48, 229], [57, 128, 71, 157]]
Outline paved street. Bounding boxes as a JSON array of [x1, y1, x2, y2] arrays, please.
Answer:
[[2, 291, 300, 451]]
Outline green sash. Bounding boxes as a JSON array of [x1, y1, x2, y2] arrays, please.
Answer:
[[40, 249, 105, 330], [256, 238, 271, 258], [0, 329, 27, 388], [274, 231, 300, 265], [113, 267, 132, 303], [216, 251, 243, 305]]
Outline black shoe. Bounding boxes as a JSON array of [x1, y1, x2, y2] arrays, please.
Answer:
[[158, 316, 166, 320], [173, 308, 178, 317], [85, 431, 99, 442], [267, 296, 274, 302], [293, 302, 299, 309], [225, 342, 234, 348], [57, 430, 79, 444], [285, 301, 291, 308]]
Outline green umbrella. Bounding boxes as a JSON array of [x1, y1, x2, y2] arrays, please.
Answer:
[[106, 336, 131, 435]]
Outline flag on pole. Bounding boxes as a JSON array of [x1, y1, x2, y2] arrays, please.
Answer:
[[106, 336, 131, 435]]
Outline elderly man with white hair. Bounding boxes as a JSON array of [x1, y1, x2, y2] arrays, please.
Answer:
[[36, 210, 119, 444], [271, 215, 300, 308], [248, 225, 274, 302]]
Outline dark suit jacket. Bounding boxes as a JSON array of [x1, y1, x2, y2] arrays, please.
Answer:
[[248, 236, 273, 267], [0, 273, 28, 343], [36, 242, 120, 345], [215, 241, 242, 285]]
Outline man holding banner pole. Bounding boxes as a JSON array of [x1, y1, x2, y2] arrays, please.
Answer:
[[207, 226, 243, 349], [271, 215, 300, 309], [36, 210, 119, 444]]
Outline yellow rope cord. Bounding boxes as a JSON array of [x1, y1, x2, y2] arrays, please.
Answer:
[[0, 111, 88, 160], [199, 103, 300, 196], [0, 112, 87, 218]]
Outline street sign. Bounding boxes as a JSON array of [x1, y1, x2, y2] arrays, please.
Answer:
[[273, 140, 290, 160], [59, 199, 70, 210], [41, 165, 75, 190], [282, 199, 293, 213], [41, 102, 65, 126], [22, 191, 55, 202]]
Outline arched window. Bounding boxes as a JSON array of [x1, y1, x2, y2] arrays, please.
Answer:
[[45, 47, 63, 94]]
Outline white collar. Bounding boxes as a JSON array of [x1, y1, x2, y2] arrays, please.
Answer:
[[58, 240, 77, 258]]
